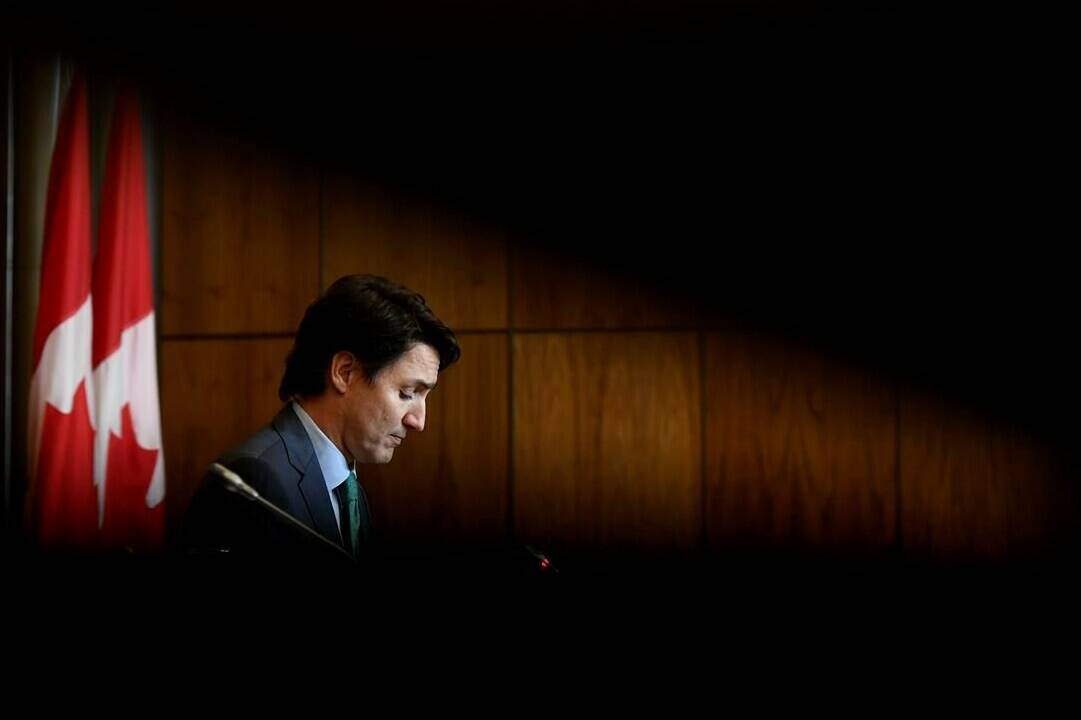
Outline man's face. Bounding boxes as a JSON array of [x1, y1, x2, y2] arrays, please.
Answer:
[[341, 342, 440, 465]]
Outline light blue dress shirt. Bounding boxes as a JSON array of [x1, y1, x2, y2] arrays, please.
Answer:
[[291, 401, 353, 541]]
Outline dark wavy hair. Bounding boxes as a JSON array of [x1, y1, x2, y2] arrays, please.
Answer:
[[278, 275, 460, 401]]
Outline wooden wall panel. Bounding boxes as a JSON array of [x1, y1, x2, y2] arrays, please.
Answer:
[[900, 390, 1072, 565], [160, 338, 294, 536], [323, 176, 507, 330], [154, 119, 1072, 567], [511, 242, 699, 329], [704, 333, 898, 554], [360, 334, 509, 545], [513, 333, 702, 552], [161, 121, 320, 335]]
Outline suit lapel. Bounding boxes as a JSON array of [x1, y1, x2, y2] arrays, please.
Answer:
[[273, 405, 344, 548], [298, 454, 344, 546]]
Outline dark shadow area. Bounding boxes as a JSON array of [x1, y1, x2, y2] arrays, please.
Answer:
[[8, 2, 1065, 442], [4, 540, 1078, 655]]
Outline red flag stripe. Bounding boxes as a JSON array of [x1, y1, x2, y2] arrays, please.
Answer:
[[31, 74, 92, 372], [29, 72, 98, 550], [92, 86, 166, 551], [93, 87, 154, 367]]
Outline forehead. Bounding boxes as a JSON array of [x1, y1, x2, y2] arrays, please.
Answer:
[[381, 343, 440, 383]]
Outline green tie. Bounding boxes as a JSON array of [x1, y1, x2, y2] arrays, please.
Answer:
[[339, 471, 362, 557]]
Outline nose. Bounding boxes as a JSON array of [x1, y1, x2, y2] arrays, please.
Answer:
[[403, 399, 426, 432]]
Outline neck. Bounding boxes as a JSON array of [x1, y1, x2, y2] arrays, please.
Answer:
[[295, 395, 354, 465]]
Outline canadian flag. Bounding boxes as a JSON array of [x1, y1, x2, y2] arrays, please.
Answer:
[[28, 75, 165, 553]]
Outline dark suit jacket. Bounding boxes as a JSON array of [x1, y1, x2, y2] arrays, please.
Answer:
[[182, 404, 370, 568]]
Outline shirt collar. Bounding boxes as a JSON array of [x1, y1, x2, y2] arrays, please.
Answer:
[[291, 401, 353, 492]]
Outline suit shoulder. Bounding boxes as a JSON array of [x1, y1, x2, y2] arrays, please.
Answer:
[[220, 424, 282, 464], [215, 425, 297, 498]]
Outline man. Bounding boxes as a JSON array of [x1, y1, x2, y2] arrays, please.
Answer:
[[182, 275, 460, 566]]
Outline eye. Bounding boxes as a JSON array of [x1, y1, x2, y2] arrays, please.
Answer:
[[399, 390, 415, 401]]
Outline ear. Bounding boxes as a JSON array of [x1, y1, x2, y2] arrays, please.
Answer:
[[328, 351, 358, 395]]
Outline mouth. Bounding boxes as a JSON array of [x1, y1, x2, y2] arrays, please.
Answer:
[[389, 434, 404, 446]]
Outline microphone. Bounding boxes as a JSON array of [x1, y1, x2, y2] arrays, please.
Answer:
[[208, 463, 354, 562], [524, 544, 559, 575], [210, 462, 260, 500]]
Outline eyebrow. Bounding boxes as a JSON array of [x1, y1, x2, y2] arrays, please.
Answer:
[[406, 379, 437, 391]]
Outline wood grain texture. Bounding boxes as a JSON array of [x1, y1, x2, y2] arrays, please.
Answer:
[[900, 388, 1072, 565], [323, 175, 507, 330], [704, 332, 898, 555], [511, 241, 700, 329], [161, 119, 320, 335], [360, 334, 509, 545], [513, 332, 702, 553], [160, 338, 294, 536]]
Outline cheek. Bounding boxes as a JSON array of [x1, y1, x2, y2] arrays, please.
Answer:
[[353, 405, 378, 442], [372, 401, 395, 433]]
